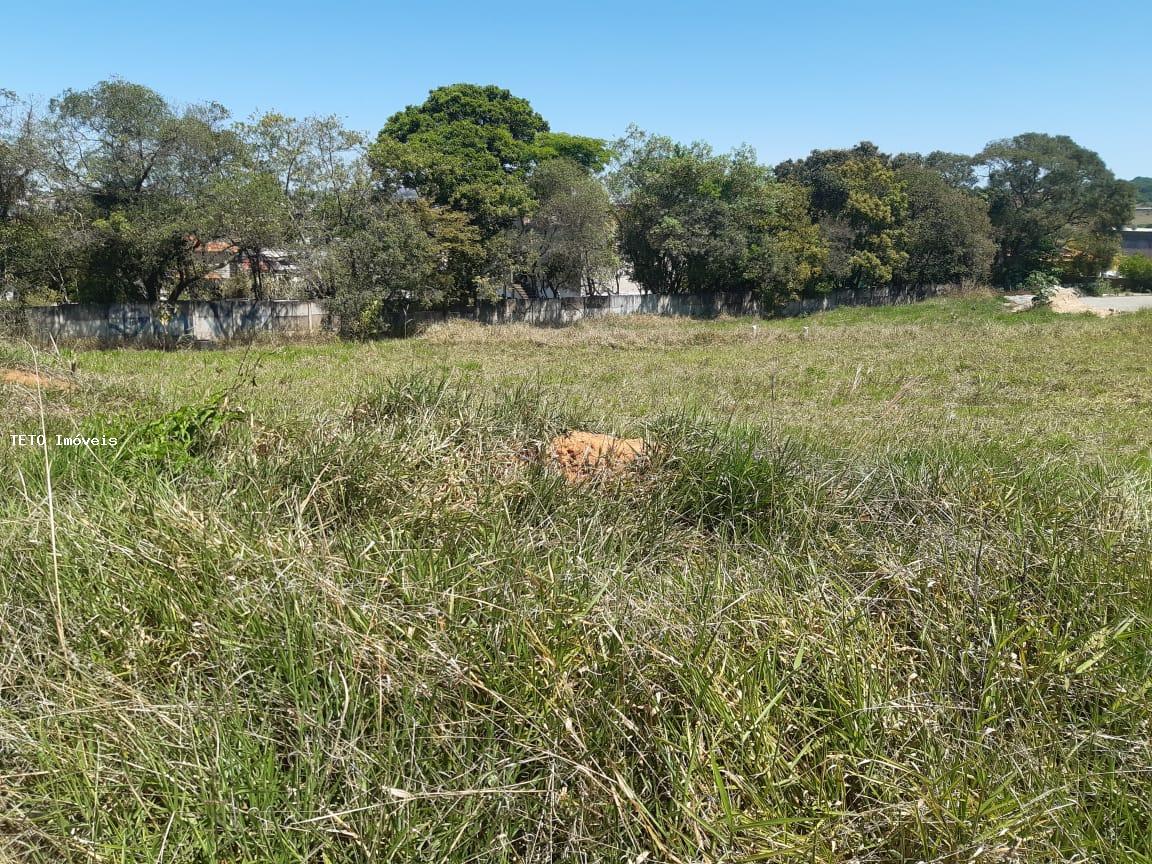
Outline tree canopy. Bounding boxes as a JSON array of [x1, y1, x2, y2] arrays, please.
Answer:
[[1130, 177, 1152, 206], [894, 162, 993, 286], [0, 79, 1137, 314], [611, 130, 824, 301], [977, 133, 1134, 286], [369, 84, 608, 238], [511, 158, 618, 296], [775, 143, 909, 289], [42, 80, 247, 302]]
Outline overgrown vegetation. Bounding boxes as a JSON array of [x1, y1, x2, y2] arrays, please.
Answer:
[[2, 302, 1150, 862], [0, 82, 1138, 320], [1117, 253, 1152, 292]]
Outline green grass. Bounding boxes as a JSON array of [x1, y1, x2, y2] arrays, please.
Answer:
[[27, 296, 1152, 462], [1, 298, 1150, 862]]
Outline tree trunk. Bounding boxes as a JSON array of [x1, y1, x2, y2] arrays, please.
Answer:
[[249, 250, 264, 300]]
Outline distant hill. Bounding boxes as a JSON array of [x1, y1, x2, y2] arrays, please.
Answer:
[[1131, 177, 1152, 205]]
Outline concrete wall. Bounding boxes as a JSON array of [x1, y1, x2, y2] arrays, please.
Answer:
[[23, 285, 952, 344], [24, 299, 327, 344], [398, 286, 945, 331], [474, 291, 765, 325]]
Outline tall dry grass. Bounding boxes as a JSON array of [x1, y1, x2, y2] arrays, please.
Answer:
[[1, 368, 1149, 862]]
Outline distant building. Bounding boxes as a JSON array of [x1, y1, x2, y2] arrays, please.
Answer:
[[1121, 227, 1152, 259], [193, 240, 302, 283], [194, 240, 239, 281]]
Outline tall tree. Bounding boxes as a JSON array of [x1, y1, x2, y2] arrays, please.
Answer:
[[369, 84, 609, 300], [894, 163, 994, 286], [611, 130, 823, 300], [510, 159, 618, 296], [46, 79, 243, 302], [977, 133, 1134, 286], [322, 197, 482, 334], [775, 143, 908, 289], [740, 182, 827, 302], [0, 91, 40, 226], [370, 84, 547, 236], [894, 151, 979, 190], [235, 113, 366, 247], [0, 89, 50, 297], [207, 171, 292, 299]]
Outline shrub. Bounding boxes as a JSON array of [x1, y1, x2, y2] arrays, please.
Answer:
[[1116, 254, 1152, 292], [112, 394, 244, 474], [1021, 271, 1059, 292], [1078, 279, 1110, 297], [0, 300, 27, 339]]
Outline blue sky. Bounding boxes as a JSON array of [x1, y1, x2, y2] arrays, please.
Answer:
[[3, 0, 1148, 177]]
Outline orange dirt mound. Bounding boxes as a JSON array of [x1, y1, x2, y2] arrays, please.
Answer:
[[550, 431, 647, 483], [1, 369, 74, 390]]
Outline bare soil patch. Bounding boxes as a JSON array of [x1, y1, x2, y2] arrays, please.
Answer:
[[1044, 288, 1113, 317], [1, 368, 75, 390], [549, 431, 647, 483]]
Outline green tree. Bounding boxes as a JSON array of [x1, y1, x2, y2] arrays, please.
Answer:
[[741, 182, 827, 301], [235, 113, 366, 248], [510, 159, 618, 296], [775, 143, 908, 289], [894, 150, 979, 190], [977, 133, 1134, 286], [0, 90, 40, 230], [1056, 230, 1121, 284], [611, 130, 823, 300], [1130, 177, 1152, 206], [1, 89, 49, 298], [369, 84, 609, 299], [370, 85, 546, 235], [895, 163, 993, 285], [0, 91, 88, 304], [612, 133, 752, 294], [46, 79, 243, 302], [532, 132, 613, 174], [208, 171, 292, 299], [323, 198, 482, 335], [837, 157, 908, 287]]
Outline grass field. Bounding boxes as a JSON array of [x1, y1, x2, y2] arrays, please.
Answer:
[[2, 297, 1151, 862]]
